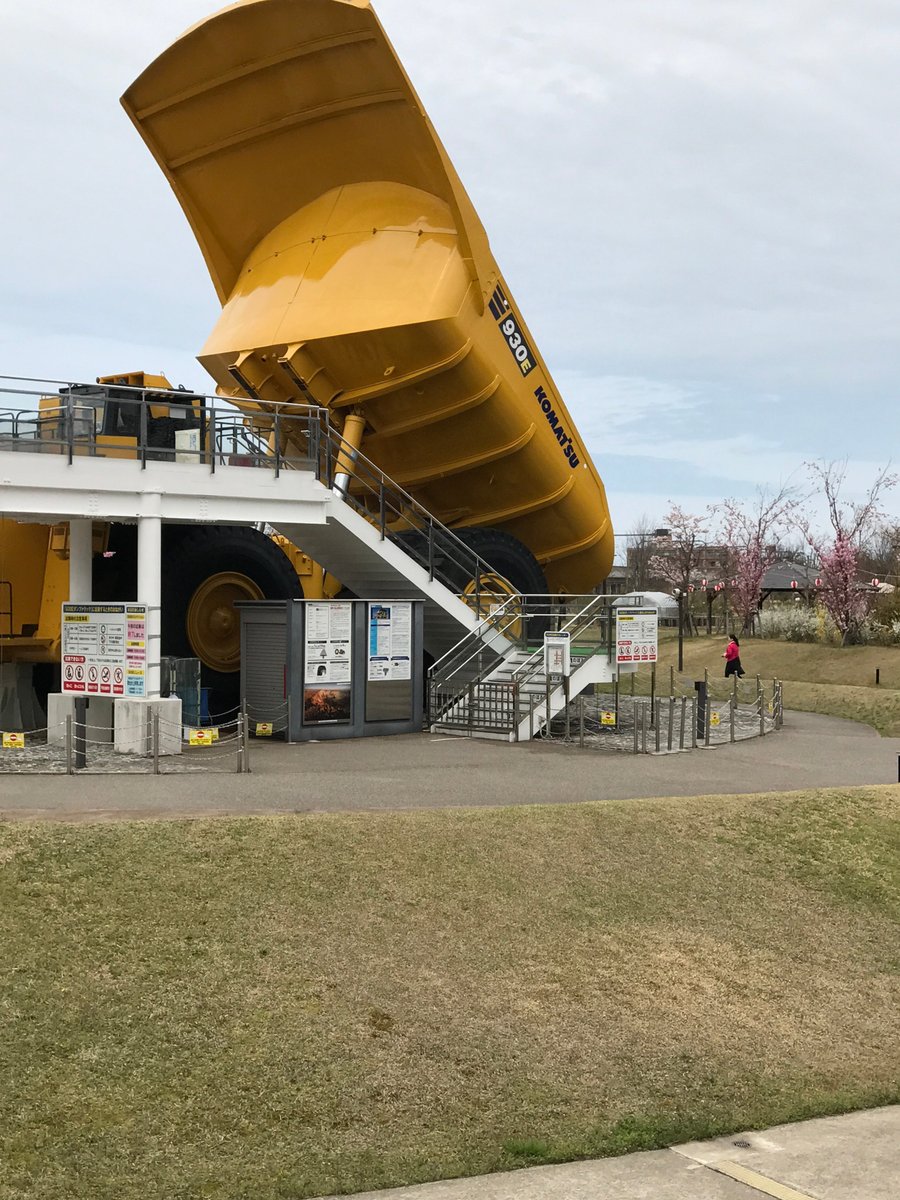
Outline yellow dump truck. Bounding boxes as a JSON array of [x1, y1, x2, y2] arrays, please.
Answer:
[[0, 0, 614, 712]]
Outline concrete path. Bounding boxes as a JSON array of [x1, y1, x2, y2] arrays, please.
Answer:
[[0, 710, 898, 822], [311, 1106, 900, 1200]]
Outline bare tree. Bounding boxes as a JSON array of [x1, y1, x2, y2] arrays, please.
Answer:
[[800, 460, 897, 644], [859, 520, 900, 584], [625, 513, 660, 591]]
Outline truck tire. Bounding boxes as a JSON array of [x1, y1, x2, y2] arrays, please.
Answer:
[[452, 528, 547, 597], [162, 526, 302, 715], [448, 527, 549, 640]]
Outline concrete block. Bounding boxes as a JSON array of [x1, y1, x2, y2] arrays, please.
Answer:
[[114, 697, 182, 756], [0, 663, 45, 732], [47, 694, 114, 746]]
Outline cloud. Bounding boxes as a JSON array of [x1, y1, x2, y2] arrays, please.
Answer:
[[2, 0, 899, 536]]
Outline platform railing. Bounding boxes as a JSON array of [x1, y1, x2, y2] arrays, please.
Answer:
[[0, 375, 517, 630]]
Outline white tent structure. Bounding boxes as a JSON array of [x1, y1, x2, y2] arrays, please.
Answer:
[[613, 591, 679, 625]]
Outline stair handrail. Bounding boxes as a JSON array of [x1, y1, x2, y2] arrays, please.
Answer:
[[428, 592, 523, 683], [509, 595, 613, 684]]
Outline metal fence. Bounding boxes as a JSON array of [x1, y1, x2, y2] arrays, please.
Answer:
[[0, 708, 256, 775], [541, 673, 784, 754]]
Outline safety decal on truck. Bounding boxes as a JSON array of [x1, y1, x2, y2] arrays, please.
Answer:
[[489, 284, 536, 377]]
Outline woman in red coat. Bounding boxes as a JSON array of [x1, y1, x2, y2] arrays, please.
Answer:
[[723, 635, 745, 678]]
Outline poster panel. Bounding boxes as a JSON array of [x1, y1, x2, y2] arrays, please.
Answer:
[[304, 601, 352, 685], [367, 602, 412, 681], [61, 603, 147, 696]]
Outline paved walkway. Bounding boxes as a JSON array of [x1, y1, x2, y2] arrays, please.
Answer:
[[0, 711, 898, 822], [311, 1106, 900, 1200]]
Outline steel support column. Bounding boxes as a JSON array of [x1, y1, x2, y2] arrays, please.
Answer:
[[137, 513, 162, 698], [68, 519, 93, 602]]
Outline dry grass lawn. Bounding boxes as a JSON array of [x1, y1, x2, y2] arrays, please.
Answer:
[[653, 636, 900, 734], [1, 788, 899, 1198]]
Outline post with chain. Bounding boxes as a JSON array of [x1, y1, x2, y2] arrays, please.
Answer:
[[632, 702, 640, 754], [668, 695, 675, 751], [65, 714, 74, 775], [243, 708, 251, 773], [730, 694, 736, 743], [650, 663, 656, 725], [655, 699, 661, 752], [74, 697, 87, 770], [694, 678, 707, 741], [679, 696, 687, 750], [691, 697, 698, 748], [153, 707, 160, 775]]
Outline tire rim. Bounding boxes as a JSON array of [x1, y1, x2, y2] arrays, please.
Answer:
[[462, 572, 524, 638], [186, 572, 264, 672]]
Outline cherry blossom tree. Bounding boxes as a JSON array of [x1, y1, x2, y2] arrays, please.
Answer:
[[717, 486, 797, 634], [649, 505, 710, 594], [649, 505, 711, 636], [801, 461, 897, 644]]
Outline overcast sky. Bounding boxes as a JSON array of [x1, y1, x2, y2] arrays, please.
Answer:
[[3, 0, 899, 535]]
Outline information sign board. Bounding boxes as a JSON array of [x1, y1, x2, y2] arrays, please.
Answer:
[[615, 607, 658, 665], [304, 602, 352, 685], [367, 603, 412, 681], [61, 603, 147, 696], [544, 631, 571, 677]]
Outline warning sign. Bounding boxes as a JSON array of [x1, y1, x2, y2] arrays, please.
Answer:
[[255, 722, 273, 737], [62, 604, 146, 697], [188, 729, 214, 746], [615, 607, 658, 664], [2, 732, 25, 748], [600, 710, 617, 727]]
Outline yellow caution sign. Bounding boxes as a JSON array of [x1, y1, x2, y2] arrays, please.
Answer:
[[255, 722, 274, 737], [2, 732, 25, 748], [600, 710, 617, 727], [188, 728, 214, 746], [710, 711, 721, 727]]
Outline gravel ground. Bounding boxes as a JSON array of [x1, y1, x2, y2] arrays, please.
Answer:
[[542, 693, 778, 753], [0, 736, 243, 775]]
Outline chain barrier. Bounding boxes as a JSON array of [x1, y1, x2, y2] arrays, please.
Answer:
[[542, 671, 783, 754], [0, 704, 270, 774]]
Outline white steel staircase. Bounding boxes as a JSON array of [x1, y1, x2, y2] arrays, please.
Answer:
[[428, 594, 634, 742], [0, 379, 635, 734]]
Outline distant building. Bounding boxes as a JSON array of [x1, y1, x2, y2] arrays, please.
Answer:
[[760, 559, 820, 605], [600, 565, 630, 595]]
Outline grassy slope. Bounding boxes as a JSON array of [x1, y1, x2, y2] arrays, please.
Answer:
[[2, 791, 899, 1199], [654, 637, 900, 735]]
